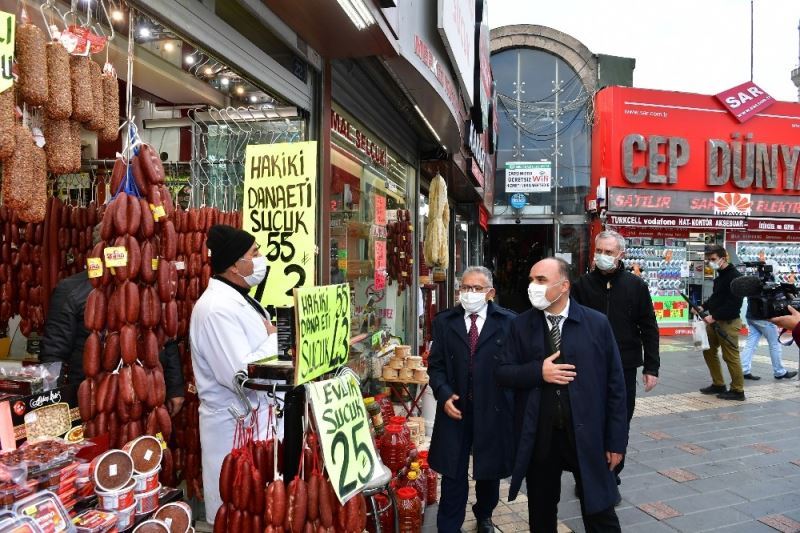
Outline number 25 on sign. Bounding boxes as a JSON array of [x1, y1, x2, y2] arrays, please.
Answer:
[[306, 374, 379, 503]]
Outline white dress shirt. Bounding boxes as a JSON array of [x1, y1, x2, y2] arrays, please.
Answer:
[[464, 304, 488, 335], [544, 298, 570, 334]]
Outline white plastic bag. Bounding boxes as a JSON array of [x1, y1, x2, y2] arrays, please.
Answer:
[[693, 317, 710, 351]]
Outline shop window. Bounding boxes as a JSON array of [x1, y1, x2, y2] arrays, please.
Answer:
[[491, 48, 591, 216], [330, 106, 415, 344]]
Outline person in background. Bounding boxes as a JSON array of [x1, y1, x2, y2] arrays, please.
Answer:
[[572, 230, 659, 495], [40, 227, 184, 415], [497, 258, 627, 533], [428, 266, 516, 533], [770, 306, 800, 386], [189, 224, 278, 524], [698, 245, 745, 400]]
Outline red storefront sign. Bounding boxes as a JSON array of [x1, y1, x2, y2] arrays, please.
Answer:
[[478, 203, 490, 232], [607, 213, 800, 233], [592, 87, 800, 198], [714, 81, 775, 124]]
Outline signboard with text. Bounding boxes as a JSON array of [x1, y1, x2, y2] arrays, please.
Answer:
[[244, 141, 317, 308], [652, 296, 689, 323], [714, 81, 775, 124], [0, 11, 14, 94], [293, 284, 350, 385], [306, 374, 378, 503], [592, 87, 800, 197], [437, 0, 475, 108], [505, 161, 552, 193], [374, 240, 386, 291]]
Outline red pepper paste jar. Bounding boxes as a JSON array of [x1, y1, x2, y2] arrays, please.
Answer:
[[375, 393, 395, 424], [420, 459, 437, 505], [380, 425, 409, 475], [389, 416, 412, 452], [396, 486, 422, 533]]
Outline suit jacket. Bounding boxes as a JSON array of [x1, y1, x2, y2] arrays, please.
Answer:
[[427, 301, 517, 480], [496, 298, 627, 514]]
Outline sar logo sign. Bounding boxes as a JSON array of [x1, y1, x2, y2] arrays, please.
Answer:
[[714, 82, 775, 124], [244, 141, 317, 308], [713, 192, 751, 216]]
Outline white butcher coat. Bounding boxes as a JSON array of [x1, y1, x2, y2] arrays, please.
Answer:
[[188, 278, 279, 523]]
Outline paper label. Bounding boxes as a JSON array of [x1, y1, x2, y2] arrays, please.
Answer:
[[155, 432, 167, 450], [150, 204, 166, 221], [109, 464, 117, 477], [143, 450, 153, 462], [103, 246, 128, 268], [87, 257, 103, 278], [174, 261, 185, 271], [0, 11, 14, 94], [151, 258, 159, 270]]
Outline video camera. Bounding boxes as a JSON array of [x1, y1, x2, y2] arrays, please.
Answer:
[[730, 262, 800, 319]]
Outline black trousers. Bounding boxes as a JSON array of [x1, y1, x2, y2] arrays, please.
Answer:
[[526, 427, 620, 533], [437, 404, 499, 533], [614, 367, 638, 483]]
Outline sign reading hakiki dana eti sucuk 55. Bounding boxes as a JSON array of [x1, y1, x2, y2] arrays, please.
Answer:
[[243, 141, 317, 308]]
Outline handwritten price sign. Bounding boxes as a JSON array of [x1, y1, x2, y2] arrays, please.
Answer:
[[306, 373, 378, 503], [0, 11, 14, 94], [294, 284, 351, 385]]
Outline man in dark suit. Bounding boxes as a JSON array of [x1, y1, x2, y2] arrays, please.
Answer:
[[428, 266, 516, 533], [496, 257, 627, 533]]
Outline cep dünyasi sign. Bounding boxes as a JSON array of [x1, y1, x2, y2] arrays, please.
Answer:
[[622, 134, 800, 191]]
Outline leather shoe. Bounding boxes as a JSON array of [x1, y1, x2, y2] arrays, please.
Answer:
[[743, 373, 761, 380], [776, 370, 798, 379], [477, 518, 496, 533], [700, 384, 727, 394], [717, 390, 745, 401]]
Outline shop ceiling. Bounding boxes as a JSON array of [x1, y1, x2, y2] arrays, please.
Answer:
[[262, 0, 398, 58]]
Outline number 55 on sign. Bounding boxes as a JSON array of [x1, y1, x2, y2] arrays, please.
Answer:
[[306, 374, 380, 503]]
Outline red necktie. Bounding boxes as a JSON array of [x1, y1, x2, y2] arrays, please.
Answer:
[[468, 313, 479, 400]]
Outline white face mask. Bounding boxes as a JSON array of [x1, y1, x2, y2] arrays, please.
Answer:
[[708, 260, 721, 271], [459, 291, 488, 314], [241, 255, 267, 287], [528, 281, 563, 311], [594, 253, 618, 272]]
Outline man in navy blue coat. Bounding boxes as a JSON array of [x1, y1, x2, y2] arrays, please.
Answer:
[[496, 257, 627, 532], [428, 266, 516, 533]]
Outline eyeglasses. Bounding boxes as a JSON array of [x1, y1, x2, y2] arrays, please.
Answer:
[[459, 285, 491, 293]]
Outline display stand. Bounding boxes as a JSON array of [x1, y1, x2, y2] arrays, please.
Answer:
[[380, 378, 428, 416]]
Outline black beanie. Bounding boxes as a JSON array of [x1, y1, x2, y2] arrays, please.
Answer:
[[207, 224, 256, 274]]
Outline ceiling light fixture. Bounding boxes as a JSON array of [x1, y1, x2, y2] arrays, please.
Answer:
[[163, 42, 174, 52], [204, 67, 213, 76], [249, 95, 258, 103], [336, 0, 376, 30], [110, 9, 124, 22], [184, 55, 195, 65], [235, 86, 245, 95], [138, 26, 151, 39], [413, 105, 441, 142], [220, 77, 230, 86]]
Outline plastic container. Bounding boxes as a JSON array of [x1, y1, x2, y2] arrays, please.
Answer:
[[132, 465, 161, 494], [153, 502, 191, 533], [12, 490, 74, 533], [374, 393, 395, 423], [420, 460, 437, 505], [72, 509, 117, 533], [396, 486, 422, 533], [388, 417, 411, 451], [402, 470, 425, 513], [365, 493, 393, 533], [123, 437, 163, 475], [90, 450, 134, 492], [0, 511, 41, 533], [112, 503, 137, 531], [132, 519, 170, 533], [380, 425, 409, 475], [95, 478, 136, 511], [364, 397, 384, 432], [134, 484, 161, 515]]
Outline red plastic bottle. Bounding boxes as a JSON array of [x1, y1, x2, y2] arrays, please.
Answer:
[[420, 459, 438, 505], [375, 393, 395, 424], [389, 416, 412, 452], [380, 425, 409, 475], [396, 486, 422, 533], [366, 492, 395, 533]]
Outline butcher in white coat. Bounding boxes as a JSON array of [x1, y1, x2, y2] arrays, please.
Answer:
[[189, 224, 278, 524]]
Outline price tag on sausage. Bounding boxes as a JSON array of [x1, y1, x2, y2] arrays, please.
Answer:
[[306, 373, 379, 504], [151, 258, 159, 270], [103, 246, 128, 268], [150, 204, 166, 221], [86, 257, 104, 278]]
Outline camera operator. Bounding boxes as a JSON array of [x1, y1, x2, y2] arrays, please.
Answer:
[[697, 245, 746, 401], [740, 261, 798, 381], [771, 307, 800, 383]]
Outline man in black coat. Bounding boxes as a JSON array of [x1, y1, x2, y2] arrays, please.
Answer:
[[572, 230, 659, 488], [40, 270, 185, 415], [497, 257, 627, 533], [428, 266, 516, 533]]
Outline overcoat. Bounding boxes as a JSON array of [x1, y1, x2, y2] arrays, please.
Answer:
[[427, 301, 517, 480], [496, 299, 627, 514]]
